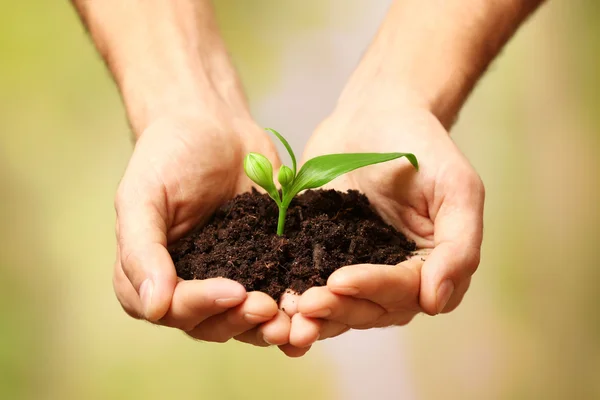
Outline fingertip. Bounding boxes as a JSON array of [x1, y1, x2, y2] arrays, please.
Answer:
[[419, 265, 441, 316], [119, 242, 178, 322], [175, 278, 248, 306], [209, 277, 248, 300], [419, 243, 467, 315], [326, 267, 363, 296], [260, 310, 291, 346], [327, 265, 354, 287], [244, 291, 279, 320], [297, 287, 334, 317], [436, 279, 455, 314], [289, 314, 321, 348], [278, 344, 312, 358], [143, 276, 177, 322]]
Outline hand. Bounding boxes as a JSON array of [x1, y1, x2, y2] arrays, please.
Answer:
[[112, 110, 292, 347], [286, 105, 485, 347]]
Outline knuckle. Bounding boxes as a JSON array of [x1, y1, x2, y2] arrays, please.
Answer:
[[119, 247, 139, 273]]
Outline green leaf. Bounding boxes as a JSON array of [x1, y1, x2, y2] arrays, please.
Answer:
[[243, 152, 281, 204], [284, 152, 418, 204], [266, 128, 297, 176]]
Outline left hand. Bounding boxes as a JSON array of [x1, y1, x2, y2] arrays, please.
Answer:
[[282, 105, 485, 348]]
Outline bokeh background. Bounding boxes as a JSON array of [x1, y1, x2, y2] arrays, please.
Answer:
[[1, 1, 599, 399]]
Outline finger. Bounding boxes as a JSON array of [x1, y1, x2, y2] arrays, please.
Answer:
[[279, 290, 300, 317], [315, 321, 350, 341], [233, 327, 269, 347], [278, 344, 312, 358], [259, 310, 291, 345], [234, 310, 291, 346], [115, 185, 176, 322], [420, 169, 484, 315], [441, 276, 471, 314], [158, 278, 247, 331], [289, 314, 321, 348], [113, 250, 143, 319], [326, 259, 421, 313], [298, 286, 386, 328], [186, 291, 278, 343], [288, 313, 348, 347]]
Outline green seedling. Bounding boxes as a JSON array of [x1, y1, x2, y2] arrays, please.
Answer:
[[244, 128, 419, 236]]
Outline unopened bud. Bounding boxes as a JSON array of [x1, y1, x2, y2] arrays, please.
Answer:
[[277, 165, 294, 188]]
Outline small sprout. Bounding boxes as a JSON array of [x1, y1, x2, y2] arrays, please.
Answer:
[[278, 165, 294, 188], [243, 128, 419, 236]]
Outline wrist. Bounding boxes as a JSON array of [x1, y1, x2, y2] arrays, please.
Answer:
[[335, 71, 434, 116], [336, 62, 472, 130], [117, 37, 251, 137], [121, 69, 250, 138]]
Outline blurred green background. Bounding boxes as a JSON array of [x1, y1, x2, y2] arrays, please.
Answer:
[[0, 1, 598, 399]]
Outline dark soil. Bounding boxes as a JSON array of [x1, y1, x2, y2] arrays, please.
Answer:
[[170, 189, 416, 301]]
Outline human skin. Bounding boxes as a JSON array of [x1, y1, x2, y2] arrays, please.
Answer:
[[71, 0, 310, 356], [282, 0, 545, 347], [71, 0, 544, 356]]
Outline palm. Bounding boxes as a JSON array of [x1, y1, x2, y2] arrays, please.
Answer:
[[126, 117, 280, 243], [303, 108, 467, 250]]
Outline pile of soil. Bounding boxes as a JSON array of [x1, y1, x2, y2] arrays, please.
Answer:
[[170, 189, 416, 300]]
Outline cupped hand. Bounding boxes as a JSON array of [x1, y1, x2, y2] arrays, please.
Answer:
[[112, 110, 292, 347], [286, 106, 485, 347]]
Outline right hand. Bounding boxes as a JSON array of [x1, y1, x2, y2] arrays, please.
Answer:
[[112, 110, 294, 348]]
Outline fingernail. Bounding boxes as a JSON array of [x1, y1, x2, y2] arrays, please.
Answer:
[[331, 286, 359, 295], [139, 278, 154, 317], [215, 297, 245, 307], [303, 308, 332, 318], [262, 335, 274, 346], [436, 280, 454, 314]]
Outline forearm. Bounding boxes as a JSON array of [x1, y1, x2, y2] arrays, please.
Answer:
[[339, 0, 545, 128], [72, 0, 248, 136]]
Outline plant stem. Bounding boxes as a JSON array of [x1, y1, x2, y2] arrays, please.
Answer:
[[277, 205, 288, 236]]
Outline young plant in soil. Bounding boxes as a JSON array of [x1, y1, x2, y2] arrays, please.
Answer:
[[244, 128, 419, 235], [170, 129, 419, 300]]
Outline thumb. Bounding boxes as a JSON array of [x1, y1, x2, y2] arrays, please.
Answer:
[[115, 183, 177, 322], [420, 172, 484, 315]]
